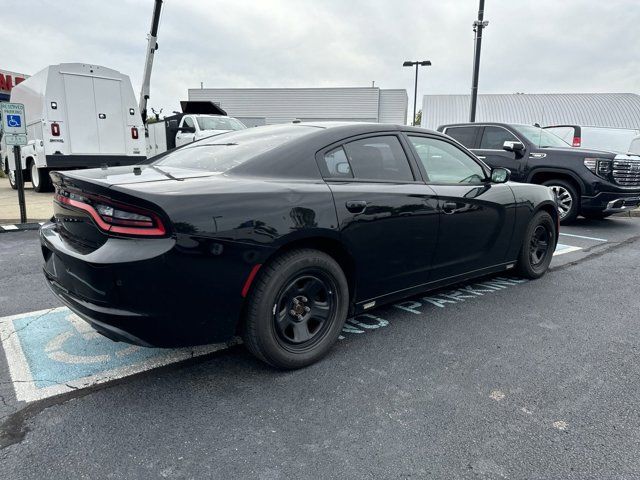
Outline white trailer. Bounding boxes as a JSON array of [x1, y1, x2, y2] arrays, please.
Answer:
[[1, 63, 146, 192]]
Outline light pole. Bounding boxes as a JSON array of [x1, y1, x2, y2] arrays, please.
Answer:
[[469, 0, 488, 122], [403, 60, 431, 126]]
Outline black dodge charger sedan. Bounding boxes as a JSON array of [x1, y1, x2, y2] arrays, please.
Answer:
[[41, 123, 558, 368]]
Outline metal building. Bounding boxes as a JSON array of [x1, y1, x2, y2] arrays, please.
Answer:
[[188, 87, 408, 126], [421, 93, 640, 130]]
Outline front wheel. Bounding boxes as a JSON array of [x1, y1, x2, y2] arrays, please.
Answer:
[[543, 179, 579, 224], [516, 211, 556, 279], [243, 249, 349, 369]]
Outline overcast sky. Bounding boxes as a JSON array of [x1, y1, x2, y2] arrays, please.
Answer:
[[4, 0, 639, 116]]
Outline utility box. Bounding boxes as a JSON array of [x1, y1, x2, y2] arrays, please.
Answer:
[[1, 63, 146, 192]]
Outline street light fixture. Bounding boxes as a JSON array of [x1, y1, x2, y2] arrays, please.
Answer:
[[403, 60, 431, 126]]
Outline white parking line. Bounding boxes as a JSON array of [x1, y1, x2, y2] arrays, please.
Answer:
[[559, 232, 607, 242], [553, 244, 582, 256]]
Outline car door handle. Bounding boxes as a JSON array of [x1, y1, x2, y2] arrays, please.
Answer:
[[442, 201, 458, 214], [346, 200, 367, 214], [476, 156, 486, 159]]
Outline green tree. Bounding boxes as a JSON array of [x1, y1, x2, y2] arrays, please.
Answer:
[[414, 109, 422, 127]]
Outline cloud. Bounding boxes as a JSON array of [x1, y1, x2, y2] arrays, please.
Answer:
[[3, 0, 639, 115]]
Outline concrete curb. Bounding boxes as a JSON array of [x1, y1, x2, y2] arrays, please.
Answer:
[[0, 222, 45, 233]]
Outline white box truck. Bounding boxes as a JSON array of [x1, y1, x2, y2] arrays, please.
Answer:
[[1, 63, 146, 192]]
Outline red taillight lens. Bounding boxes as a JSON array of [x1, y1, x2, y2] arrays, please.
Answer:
[[54, 192, 166, 236], [51, 123, 60, 137], [131, 127, 139, 139], [572, 136, 581, 147]]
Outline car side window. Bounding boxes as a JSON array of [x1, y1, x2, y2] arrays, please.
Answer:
[[323, 146, 353, 178], [479, 126, 518, 149], [342, 136, 414, 181], [182, 117, 195, 129], [409, 136, 486, 184], [443, 126, 478, 148]]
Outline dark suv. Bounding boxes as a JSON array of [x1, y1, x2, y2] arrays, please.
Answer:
[[438, 122, 640, 222]]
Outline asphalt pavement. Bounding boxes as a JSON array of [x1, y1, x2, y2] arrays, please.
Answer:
[[1, 217, 639, 479]]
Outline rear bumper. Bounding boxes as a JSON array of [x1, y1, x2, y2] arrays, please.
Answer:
[[44, 277, 155, 347], [581, 191, 640, 214], [40, 222, 268, 347]]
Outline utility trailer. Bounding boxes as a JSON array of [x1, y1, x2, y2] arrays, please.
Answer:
[[2, 63, 146, 192]]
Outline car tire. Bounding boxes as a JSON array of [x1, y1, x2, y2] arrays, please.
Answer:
[[515, 210, 556, 279], [543, 179, 579, 224], [243, 248, 349, 369], [30, 160, 51, 193], [582, 211, 612, 220]]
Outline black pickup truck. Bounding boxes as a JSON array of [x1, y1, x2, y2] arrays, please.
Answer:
[[438, 122, 640, 223]]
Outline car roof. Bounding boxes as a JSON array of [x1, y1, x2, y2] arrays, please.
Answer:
[[439, 122, 530, 128]]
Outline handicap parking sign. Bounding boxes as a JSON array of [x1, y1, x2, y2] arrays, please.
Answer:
[[0, 102, 26, 134], [7, 114, 21, 128]]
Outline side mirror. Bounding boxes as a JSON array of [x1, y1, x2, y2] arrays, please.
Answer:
[[179, 126, 196, 133], [336, 162, 351, 175], [491, 167, 511, 183], [503, 140, 524, 153]]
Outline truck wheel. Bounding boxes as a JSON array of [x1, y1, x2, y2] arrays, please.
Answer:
[[30, 161, 52, 193], [7, 169, 21, 190], [243, 249, 349, 369], [543, 179, 579, 224], [516, 210, 556, 279]]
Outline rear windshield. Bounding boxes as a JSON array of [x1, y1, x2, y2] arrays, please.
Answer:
[[154, 125, 317, 173]]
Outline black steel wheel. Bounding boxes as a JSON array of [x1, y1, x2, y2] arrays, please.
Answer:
[[273, 272, 337, 349], [529, 224, 551, 267], [516, 210, 556, 279], [243, 249, 349, 369]]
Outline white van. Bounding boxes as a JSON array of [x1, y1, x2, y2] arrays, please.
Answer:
[[543, 125, 640, 154], [1, 63, 146, 191]]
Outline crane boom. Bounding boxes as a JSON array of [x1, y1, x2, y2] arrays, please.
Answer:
[[139, 0, 163, 124]]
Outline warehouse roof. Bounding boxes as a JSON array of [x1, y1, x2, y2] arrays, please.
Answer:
[[421, 93, 640, 130]]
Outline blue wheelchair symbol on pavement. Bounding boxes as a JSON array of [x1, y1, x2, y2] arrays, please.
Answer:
[[0, 307, 231, 402], [7, 114, 22, 128]]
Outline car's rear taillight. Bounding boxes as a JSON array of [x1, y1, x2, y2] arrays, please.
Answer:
[[51, 123, 60, 137], [131, 127, 139, 139], [572, 136, 581, 147], [54, 192, 166, 237]]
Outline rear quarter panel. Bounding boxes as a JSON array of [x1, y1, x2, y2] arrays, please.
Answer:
[[507, 182, 558, 260], [114, 174, 340, 260]]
